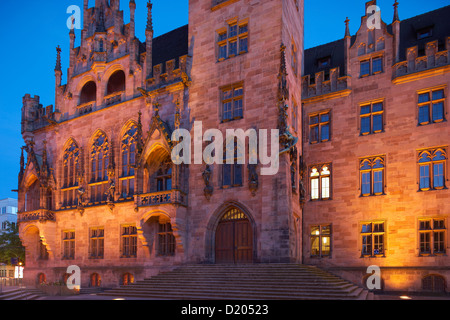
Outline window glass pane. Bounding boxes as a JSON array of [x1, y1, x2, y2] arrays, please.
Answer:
[[321, 124, 329, 141], [361, 117, 370, 134], [311, 236, 320, 256], [239, 37, 248, 53], [310, 168, 320, 177], [311, 226, 320, 236], [419, 152, 431, 163], [234, 164, 243, 185], [372, 58, 382, 73], [434, 219, 445, 230], [361, 223, 372, 233], [372, 103, 383, 112], [432, 102, 444, 122], [320, 113, 329, 122], [310, 126, 319, 143], [433, 151, 446, 161], [420, 165, 430, 189], [420, 220, 431, 230], [223, 164, 231, 187], [321, 177, 330, 199], [239, 24, 248, 34], [229, 25, 237, 37], [310, 115, 319, 125], [419, 93, 430, 103], [311, 178, 319, 200], [322, 236, 331, 255], [360, 61, 370, 76], [373, 114, 383, 132], [219, 44, 227, 59], [373, 171, 383, 194], [218, 32, 227, 42], [432, 90, 444, 100], [233, 99, 243, 118], [361, 172, 371, 195], [360, 105, 371, 115], [418, 105, 430, 124], [433, 163, 444, 188], [229, 41, 237, 56]]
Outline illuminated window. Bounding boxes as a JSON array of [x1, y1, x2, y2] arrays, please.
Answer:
[[310, 225, 331, 257], [361, 222, 385, 257], [419, 219, 446, 255], [418, 88, 445, 125], [418, 148, 447, 191], [89, 227, 104, 259], [360, 156, 385, 196], [121, 225, 137, 258], [309, 111, 330, 143], [156, 161, 172, 192], [360, 101, 384, 135], [310, 165, 331, 200], [62, 230, 75, 260]]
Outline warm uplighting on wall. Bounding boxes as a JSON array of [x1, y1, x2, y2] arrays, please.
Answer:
[[399, 295, 412, 300]]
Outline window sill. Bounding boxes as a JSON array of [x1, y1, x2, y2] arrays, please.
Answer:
[[216, 51, 248, 63], [417, 187, 448, 192]]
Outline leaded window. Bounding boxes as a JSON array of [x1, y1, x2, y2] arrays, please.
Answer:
[[419, 219, 446, 255], [62, 141, 80, 207], [310, 165, 331, 200], [121, 225, 137, 258], [90, 132, 109, 203], [418, 148, 447, 191], [361, 222, 385, 257], [360, 156, 385, 196], [418, 88, 445, 125], [121, 125, 137, 198]]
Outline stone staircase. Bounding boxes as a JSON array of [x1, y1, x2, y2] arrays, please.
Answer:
[[99, 264, 373, 300], [0, 287, 47, 300]]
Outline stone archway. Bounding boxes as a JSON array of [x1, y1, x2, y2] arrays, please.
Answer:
[[206, 202, 256, 264]]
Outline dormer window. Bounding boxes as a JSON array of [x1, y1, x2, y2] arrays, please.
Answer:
[[317, 56, 331, 69], [417, 27, 433, 40]]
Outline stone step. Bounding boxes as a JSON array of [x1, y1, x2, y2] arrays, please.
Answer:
[[0, 288, 46, 300], [126, 281, 354, 290], [100, 264, 370, 300], [100, 288, 364, 300]]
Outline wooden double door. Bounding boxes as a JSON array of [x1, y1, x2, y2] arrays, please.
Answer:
[[215, 211, 253, 264]]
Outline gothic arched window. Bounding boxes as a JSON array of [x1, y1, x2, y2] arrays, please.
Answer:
[[62, 141, 80, 208], [121, 125, 137, 198], [90, 132, 109, 203]]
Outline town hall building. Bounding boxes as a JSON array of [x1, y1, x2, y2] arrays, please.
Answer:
[[17, 0, 449, 294]]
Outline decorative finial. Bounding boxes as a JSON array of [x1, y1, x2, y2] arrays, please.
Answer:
[[146, 1, 153, 32], [345, 17, 351, 38], [55, 46, 62, 72], [393, 0, 400, 23]]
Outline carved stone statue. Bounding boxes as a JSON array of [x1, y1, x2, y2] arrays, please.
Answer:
[[202, 165, 213, 200], [248, 163, 259, 196]]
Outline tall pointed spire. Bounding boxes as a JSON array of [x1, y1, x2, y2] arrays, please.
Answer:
[[145, 1, 154, 79], [96, 4, 106, 33], [19, 146, 25, 184], [393, 0, 400, 23]]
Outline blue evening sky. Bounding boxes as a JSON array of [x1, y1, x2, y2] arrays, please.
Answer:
[[0, 0, 447, 199]]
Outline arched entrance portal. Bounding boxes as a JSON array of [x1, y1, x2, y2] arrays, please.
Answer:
[[215, 208, 253, 264]]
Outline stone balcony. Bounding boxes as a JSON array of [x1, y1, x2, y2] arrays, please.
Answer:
[[76, 101, 95, 116], [135, 190, 187, 208], [17, 209, 56, 224], [104, 91, 124, 106]]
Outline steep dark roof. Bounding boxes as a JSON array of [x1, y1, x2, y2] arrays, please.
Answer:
[[139, 24, 189, 71], [398, 5, 450, 61], [303, 5, 450, 77]]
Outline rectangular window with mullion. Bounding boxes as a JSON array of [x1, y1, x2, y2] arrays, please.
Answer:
[[360, 102, 384, 135], [221, 84, 244, 122], [418, 89, 445, 125], [309, 112, 330, 143], [419, 219, 446, 255]]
